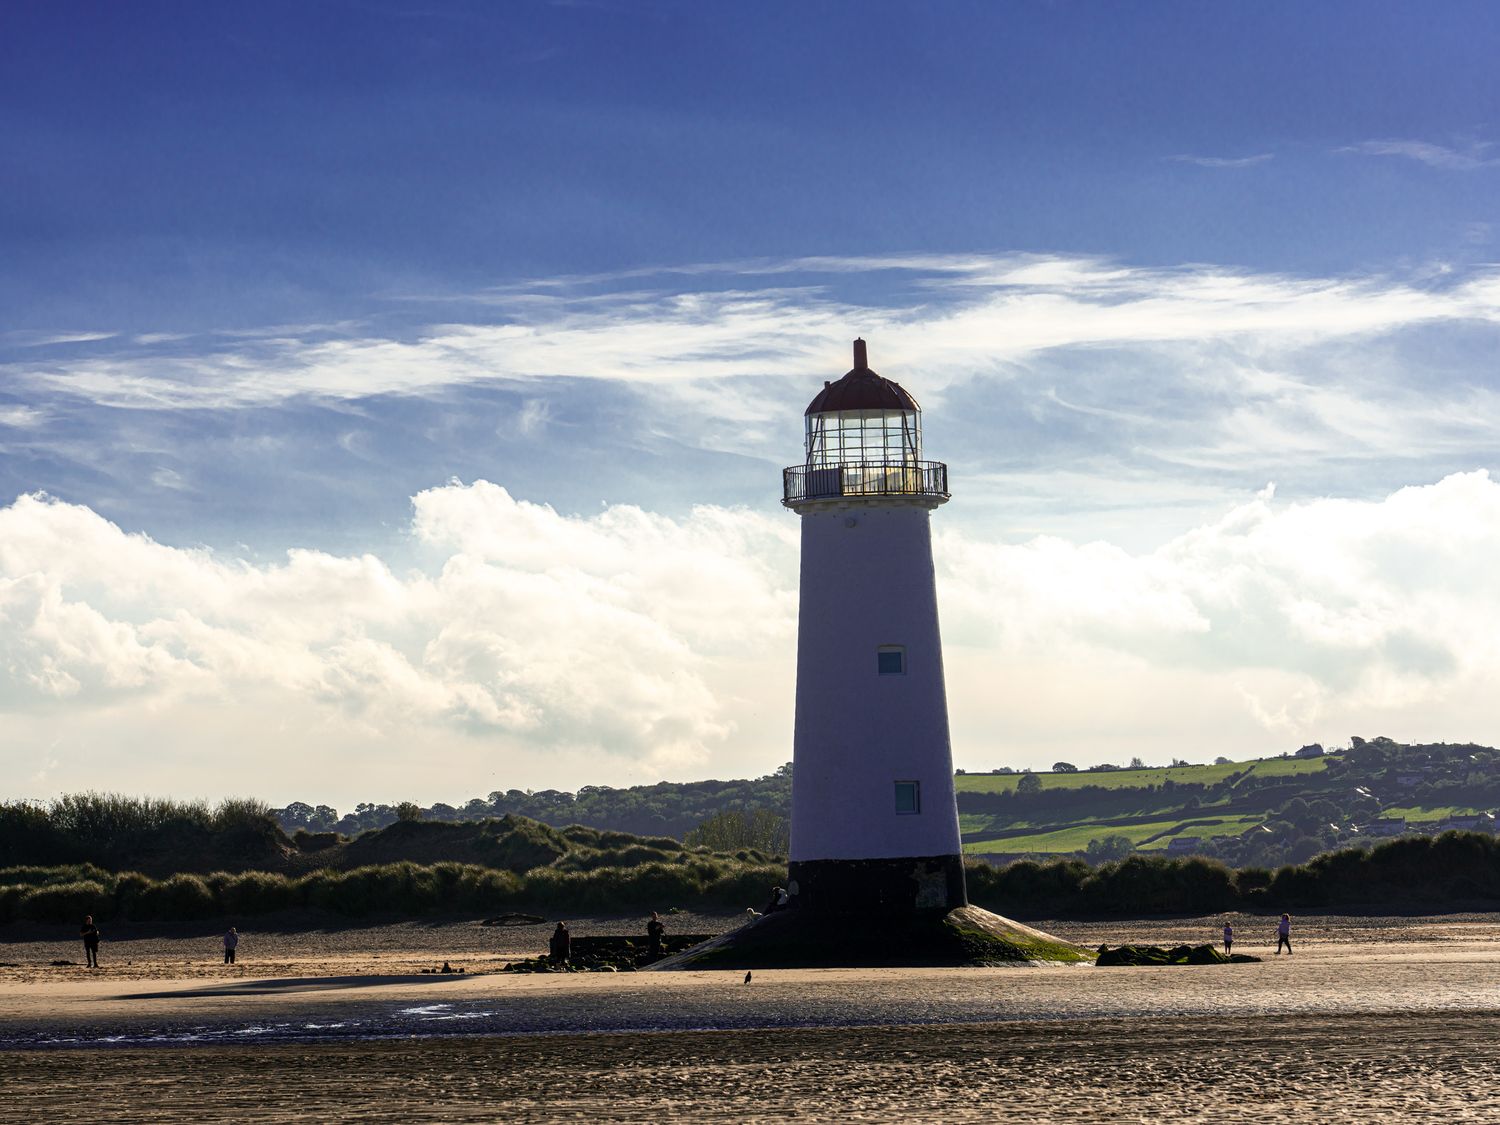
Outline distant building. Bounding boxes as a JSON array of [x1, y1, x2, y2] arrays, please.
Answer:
[[1165, 836, 1203, 854], [1362, 817, 1407, 837]]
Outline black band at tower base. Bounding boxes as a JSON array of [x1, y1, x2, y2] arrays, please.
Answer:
[[786, 854, 968, 915]]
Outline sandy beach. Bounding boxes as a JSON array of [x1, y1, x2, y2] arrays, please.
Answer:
[[7, 1012, 1500, 1123], [4, 911, 1500, 1121]]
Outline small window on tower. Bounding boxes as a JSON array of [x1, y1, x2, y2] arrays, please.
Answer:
[[877, 645, 906, 675], [895, 780, 921, 814]]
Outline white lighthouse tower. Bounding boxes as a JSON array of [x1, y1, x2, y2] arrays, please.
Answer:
[[657, 340, 1082, 966], [782, 339, 966, 915]]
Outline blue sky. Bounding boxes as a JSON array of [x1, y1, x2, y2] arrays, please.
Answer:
[[2, 1, 1499, 806]]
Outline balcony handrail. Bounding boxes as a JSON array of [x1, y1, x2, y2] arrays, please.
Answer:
[[782, 459, 949, 505]]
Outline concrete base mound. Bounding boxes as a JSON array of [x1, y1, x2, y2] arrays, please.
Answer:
[[650, 905, 1088, 970]]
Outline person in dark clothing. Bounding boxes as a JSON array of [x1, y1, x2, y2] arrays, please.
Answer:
[[223, 927, 239, 964], [646, 911, 666, 957], [80, 916, 100, 968], [763, 886, 788, 915], [549, 922, 571, 966]]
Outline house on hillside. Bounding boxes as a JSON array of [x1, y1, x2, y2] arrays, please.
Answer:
[[1165, 836, 1203, 855], [1362, 817, 1407, 837]]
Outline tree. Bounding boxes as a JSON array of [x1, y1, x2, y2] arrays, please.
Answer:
[[1017, 773, 1042, 794], [277, 801, 316, 829], [1052, 762, 1078, 773], [310, 805, 339, 831], [395, 801, 422, 823], [1085, 835, 1134, 862], [1214, 756, 1233, 766], [1128, 757, 1147, 770]]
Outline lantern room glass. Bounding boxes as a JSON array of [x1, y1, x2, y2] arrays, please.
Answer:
[[804, 408, 922, 468]]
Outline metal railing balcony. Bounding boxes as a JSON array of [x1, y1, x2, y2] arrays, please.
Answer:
[[782, 459, 949, 505]]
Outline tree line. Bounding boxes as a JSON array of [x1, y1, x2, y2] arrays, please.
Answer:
[[6, 830, 1499, 926]]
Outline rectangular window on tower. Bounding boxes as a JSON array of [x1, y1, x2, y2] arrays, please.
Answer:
[[877, 645, 906, 675], [895, 780, 921, 814]]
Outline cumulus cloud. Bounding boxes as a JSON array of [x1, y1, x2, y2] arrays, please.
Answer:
[[0, 486, 795, 788], [5, 473, 1500, 801]]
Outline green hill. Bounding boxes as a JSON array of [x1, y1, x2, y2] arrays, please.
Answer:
[[263, 736, 1500, 871], [958, 737, 1500, 866], [11, 737, 1497, 880]]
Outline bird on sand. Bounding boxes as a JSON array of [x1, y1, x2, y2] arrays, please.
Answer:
[[744, 971, 752, 984]]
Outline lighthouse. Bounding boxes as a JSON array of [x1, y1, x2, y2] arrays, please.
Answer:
[[658, 340, 1082, 966], [781, 339, 966, 915]]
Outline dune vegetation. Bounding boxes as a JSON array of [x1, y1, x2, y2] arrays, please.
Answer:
[[4, 827, 1500, 926]]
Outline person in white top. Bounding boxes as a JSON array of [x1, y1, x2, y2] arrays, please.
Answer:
[[1275, 914, 1291, 955]]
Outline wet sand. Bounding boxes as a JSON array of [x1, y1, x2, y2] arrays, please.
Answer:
[[6, 1013, 1500, 1122], [5, 912, 1500, 1121]]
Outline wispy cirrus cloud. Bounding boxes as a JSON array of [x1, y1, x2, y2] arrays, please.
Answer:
[[6, 252, 1500, 557], [10, 254, 1500, 416], [1336, 139, 1500, 170], [4, 330, 119, 348], [1168, 153, 1274, 168]]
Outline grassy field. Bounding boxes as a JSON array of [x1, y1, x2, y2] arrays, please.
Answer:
[[1380, 805, 1480, 823], [955, 755, 1332, 794], [963, 814, 1265, 855]]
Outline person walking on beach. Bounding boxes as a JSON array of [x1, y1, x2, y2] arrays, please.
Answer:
[[223, 926, 239, 965], [646, 911, 666, 958], [1223, 922, 1233, 956], [80, 915, 100, 968], [1275, 913, 1292, 955], [549, 921, 571, 966]]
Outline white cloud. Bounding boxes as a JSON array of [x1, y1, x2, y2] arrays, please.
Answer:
[[0, 485, 796, 800], [1169, 153, 1274, 168], [0, 406, 46, 429], [4, 472, 1500, 802], [11, 254, 1500, 551], [4, 330, 118, 348], [12, 256, 1500, 421], [1337, 139, 1500, 170]]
